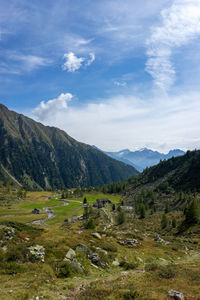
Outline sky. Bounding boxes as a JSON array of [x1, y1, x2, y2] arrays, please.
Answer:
[[0, 0, 200, 152]]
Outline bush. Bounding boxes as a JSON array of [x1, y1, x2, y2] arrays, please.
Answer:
[[56, 261, 81, 278], [145, 262, 158, 272], [121, 290, 140, 299], [5, 244, 28, 263], [119, 261, 138, 270], [158, 265, 176, 279], [0, 262, 26, 275]]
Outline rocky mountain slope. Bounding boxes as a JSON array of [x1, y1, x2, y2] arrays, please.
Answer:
[[0, 104, 138, 189]]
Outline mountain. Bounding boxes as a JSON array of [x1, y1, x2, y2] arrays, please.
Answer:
[[124, 149, 200, 197], [0, 104, 138, 189], [104, 147, 185, 172]]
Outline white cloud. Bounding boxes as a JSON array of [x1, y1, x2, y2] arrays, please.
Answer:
[[146, 0, 200, 91], [33, 93, 73, 121], [31, 91, 200, 152], [62, 52, 95, 72], [85, 53, 95, 66], [62, 52, 85, 72]]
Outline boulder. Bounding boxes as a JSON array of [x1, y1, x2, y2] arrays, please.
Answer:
[[154, 235, 165, 243], [70, 259, 85, 274], [112, 258, 120, 266], [88, 252, 107, 268], [118, 238, 139, 246], [168, 290, 184, 300], [28, 245, 45, 262], [76, 243, 90, 254], [92, 232, 101, 240], [0, 225, 15, 240], [64, 248, 76, 260]]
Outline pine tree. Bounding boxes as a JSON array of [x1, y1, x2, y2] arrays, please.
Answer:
[[172, 217, 177, 228], [185, 199, 199, 225], [117, 209, 126, 225], [161, 213, 168, 229], [83, 197, 87, 204], [139, 204, 146, 219], [165, 201, 170, 214]]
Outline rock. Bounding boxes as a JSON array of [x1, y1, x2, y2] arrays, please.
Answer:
[[154, 235, 164, 243], [70, 259, 85, 274], [92, 232, 101, 240], [28, 245, 45, 262], [0, 225, 15, 240], [2, 246, 7, 251], [118, 238, 139, 246], [76, 243, 90, 254], [88, 252, 107, 268], [112, 258, 120, 266], [64, 248, 76, 260], [168, 290, 184, 300], [95, 247, 108, 255], [136, 257, 143, 263]]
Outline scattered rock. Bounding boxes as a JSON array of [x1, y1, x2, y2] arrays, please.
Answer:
[[95, 247, 108, 256], [136, 257, 143, 263], [0, 225, 15, 240], [168, 290, 184, 300], [118, 238, 139, 246], [64, 248, 76, 261], [154, 235, 165, 243], [88, 252, 107, 268], [2, 246, 7, 251], [70, 259, 85, 274], [28, 245, 45, 262], [112, 258, 120, 266], [92, 232, 101, 240], [76, 243, 90, 254]]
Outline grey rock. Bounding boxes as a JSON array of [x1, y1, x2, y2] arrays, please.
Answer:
[[92, 232, 101, 240], [28, 245, 45, 262], [154, 235, 164, 243], [70, 259, 85, 274], [76, 243, 90, 254], [112, 258, 120, 266], [168, 290, 184, 300], [65, 248, 76, 260]]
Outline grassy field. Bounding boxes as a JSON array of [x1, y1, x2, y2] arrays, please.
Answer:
[[0, 187, 200, 299]]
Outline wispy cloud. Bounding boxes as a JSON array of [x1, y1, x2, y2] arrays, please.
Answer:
[[62, 52, 95, 72], [9, 54, 52, 71], [31, 91, 200, 152], [146, 0, 200, 91], [33, 93, 73, 121]]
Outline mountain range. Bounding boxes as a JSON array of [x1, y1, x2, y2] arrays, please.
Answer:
[[0, 104, 138, 189], [104, 148, 185, 172]]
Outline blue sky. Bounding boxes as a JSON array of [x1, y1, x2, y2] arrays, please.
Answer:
[[1, 0, 200, 152]]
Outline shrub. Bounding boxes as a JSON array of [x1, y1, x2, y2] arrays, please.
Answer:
[[121, 290, 140, 299], [158, 265, 176, 279], [145, 262, 158, 272], [56, 261, 80, 278], [119, 261, 138, 270]]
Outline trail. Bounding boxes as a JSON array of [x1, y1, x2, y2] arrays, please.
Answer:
[[65, 269, 144, 300]]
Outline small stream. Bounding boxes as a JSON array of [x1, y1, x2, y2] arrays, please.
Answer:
[[29, 200, 69, 226]]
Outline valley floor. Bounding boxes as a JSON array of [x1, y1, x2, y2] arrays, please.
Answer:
[[0, 189, 200, 299]]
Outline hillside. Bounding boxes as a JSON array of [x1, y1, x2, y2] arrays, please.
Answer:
[[105, 148, 185, 171], [122, 149, 200, 209], [0, 104, 138, 189]]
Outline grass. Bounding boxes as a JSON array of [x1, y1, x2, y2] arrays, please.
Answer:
[[0, 187, 200, 299]]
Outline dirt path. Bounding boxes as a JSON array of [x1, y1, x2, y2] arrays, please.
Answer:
[[65, 269, 144, 300]]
